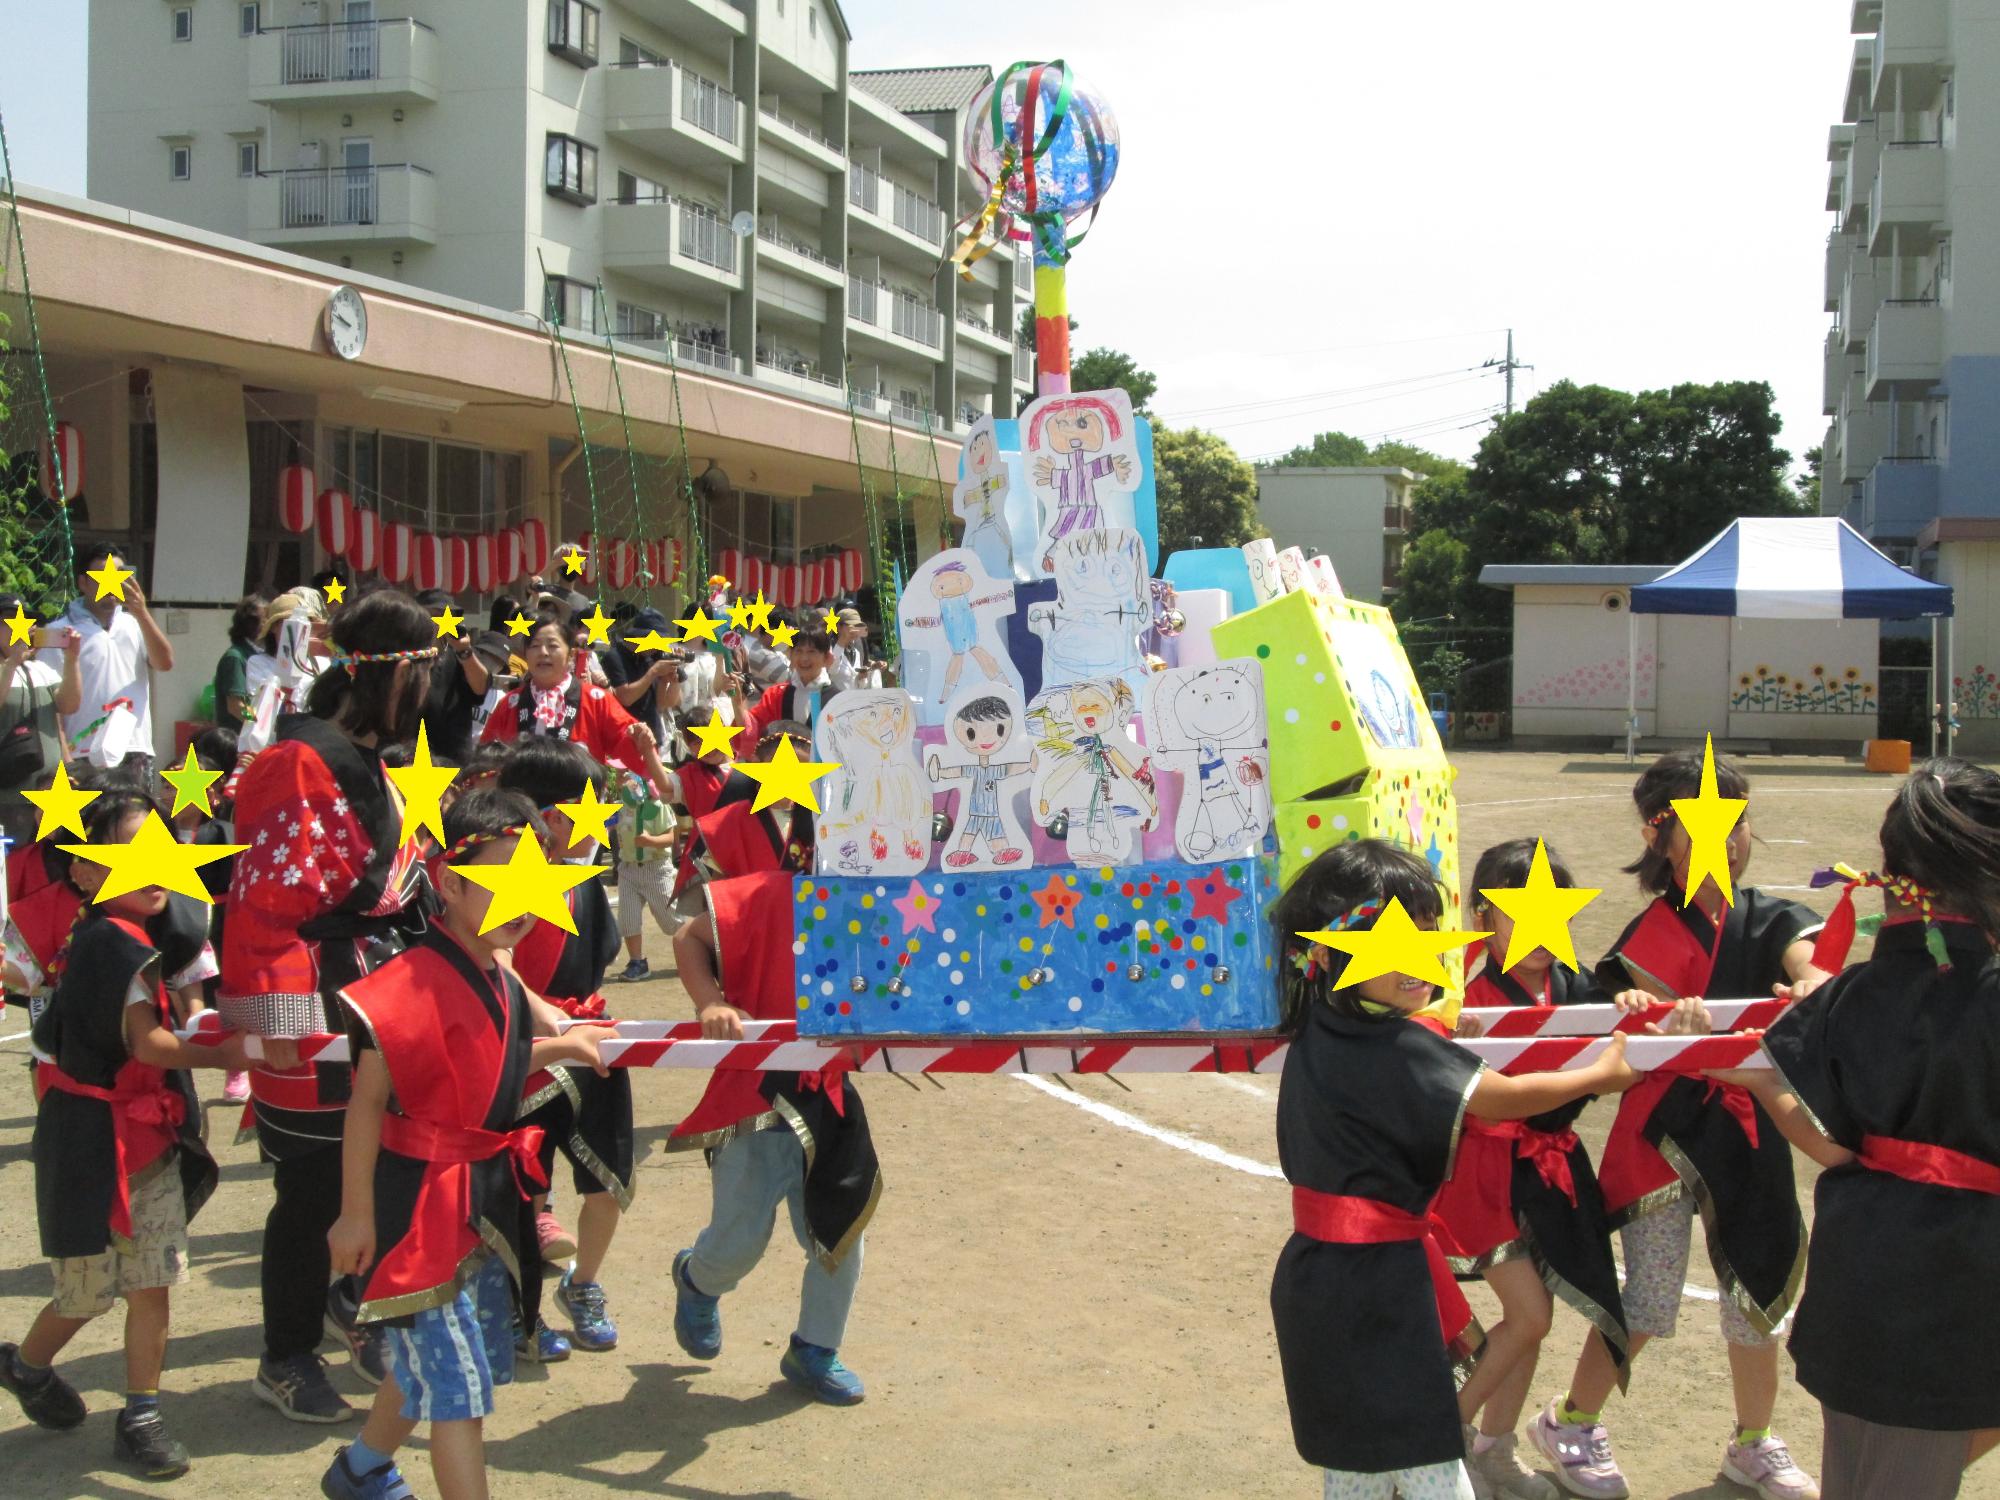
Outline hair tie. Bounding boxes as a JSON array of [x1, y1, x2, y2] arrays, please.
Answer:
[[1809, 863, 1952, 972], [1645, 807, 1676, 829], [1286, 898, 1387, 980], [443, 822, 533, 866]]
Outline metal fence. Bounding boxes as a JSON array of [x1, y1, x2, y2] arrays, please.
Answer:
[[679, 67, 738, 144], [890, 291, 942, 347], [890, 183, 944, 245], [274, 164, 410, 227], [676, 203, 735, 272], [280, 21, 382, 83]]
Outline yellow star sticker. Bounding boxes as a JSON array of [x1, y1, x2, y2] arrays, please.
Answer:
[[687, 709, 743, 760], [768, 620, 798, 649], [88, 555, 135, 603], [1300, 897, 1491, 991], [747, 591, 775, 633], [821, 609, 841, 636], [4, 602, 36, 646], [726, 596, 755, 630], [729, 736, 839, 815], [1479, 838, 1600, 973], [1671, 733, 1747, 908], [161, 745, 224, 819], [322, 578, 347, 605], [506, 611, 534, 638], [675, 608, 721, 644], [385, 722, 459, 848], [431, 605, 464, 640], [553, 780, 620, 849], [60, 810, 247, 905], [452, 829, 607, 935], [580, 603, 615, 645], [23, 762, 100, 841], [623, 630, 678, 654], [563, 549, 587, 577]]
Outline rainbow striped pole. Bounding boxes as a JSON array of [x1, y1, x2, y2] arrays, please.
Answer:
[[1033, 247, 1070, 397]]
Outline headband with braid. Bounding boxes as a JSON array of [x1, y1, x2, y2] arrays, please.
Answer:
[[442, 823, 534, 867], [1809, 862, 1956, 972], [1286, 899, 1386, 981], [332, 646, 440, 677]]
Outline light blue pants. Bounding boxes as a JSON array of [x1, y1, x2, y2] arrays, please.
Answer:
[[687, 1125, 863, 1351]]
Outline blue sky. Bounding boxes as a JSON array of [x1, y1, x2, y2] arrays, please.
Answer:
[[2, 0, 1854, 473]]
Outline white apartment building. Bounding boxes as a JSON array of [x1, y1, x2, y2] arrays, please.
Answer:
[[1821, 0, 2000, 749], [86, 1, 1031, 431], [1253, 466, 1418, 604]]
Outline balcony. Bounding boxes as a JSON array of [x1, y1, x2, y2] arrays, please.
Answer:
[[248, 164, 435, 248], [1868, 140, 1947, 255], [601, 197, 743, 293], [847, 165, 947, 261], [622, 0, 748, 43], [1824, 326, 1857, 416], [755, 223, 843, 289], [1870, 0, 1949, 115], [1864, 457, 1941, 537], [753, 345, 843, 399], [619, 329, 740, 377], [1843, 37, 1873, 125], [1865, 299, 1943, 400], [1821, 421, 1842, 511], [604, 61, 746, 168], [954, 307, 1012, 356], [1014, 342, 1034, 387], [846, 276, 944, 360], [1840, 260, 1880, 351], [247, 20, 439, 108], [757, 104, 844, 171], [1383, 503, 1412, 533], [1824, 230, 1852, 312], [1838, 396, 1887, 483], [1840, 125, 1880, 229]]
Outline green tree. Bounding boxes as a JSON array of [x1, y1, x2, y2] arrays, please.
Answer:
[[1069, 347, 1157, 416], [1153, 426, 1260, 558], [1369, 441, 1464, 481], [1391, 516, 1472, 628], [0, 307, 64, 607], [1268, 430, 1369, 467], [1795, 445, 1823, 514]]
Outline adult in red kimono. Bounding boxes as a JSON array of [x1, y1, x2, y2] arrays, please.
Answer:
[[218, 589, 439, 1425], [1534, 751, 1827, 1500], [478, 611, 674, 799]]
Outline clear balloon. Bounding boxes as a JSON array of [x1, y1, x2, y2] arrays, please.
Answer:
[[964, 65, 1120, 240]]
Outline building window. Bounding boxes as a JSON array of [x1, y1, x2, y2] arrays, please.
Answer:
[[240, 3, 260, 36], [172, 7, 194, 41], [238, 140, 259, 177], [808, 5, 817, 37], [618, 37, 666, 67], [777, 0, 785, 12], [170, 145, 192, 180], [546, 0, 599, 67], [614, 169, 667, 204], [617, 303, 667, 341], [544, 134, 598, 205], [544, 275, 599, 333]]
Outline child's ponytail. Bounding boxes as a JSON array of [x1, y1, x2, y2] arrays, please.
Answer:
[[1879, 757, 2000, 947]]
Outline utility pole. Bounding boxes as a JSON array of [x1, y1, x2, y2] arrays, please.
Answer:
[[1483, 328, 1533, 417]]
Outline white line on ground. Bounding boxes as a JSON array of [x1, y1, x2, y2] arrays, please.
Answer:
[[0, 1029, 30, 1045], [1209, 1074, 1272, 1099]]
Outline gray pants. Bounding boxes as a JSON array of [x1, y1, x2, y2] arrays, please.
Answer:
[[1822, 1408, 1972, 1500], [686, 1126, 862, 1351]]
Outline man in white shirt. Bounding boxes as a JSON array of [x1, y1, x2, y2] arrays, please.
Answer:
[[38, 543, 176, 776], [831, 608, 883, 691]]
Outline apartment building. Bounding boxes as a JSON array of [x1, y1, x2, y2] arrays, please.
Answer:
[[1253, 467, 1418, 604], [1821, 0, 2000, 747], [86, 1, 1032, 431]]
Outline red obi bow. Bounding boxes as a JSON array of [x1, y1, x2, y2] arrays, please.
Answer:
[[1481, 1118, 1580, 1205], [1702, 1079, 1760, 1149], [380, 1114, 551, 1199], [37, 1063, 187, 1240], [796, 1051, 850, 1116]]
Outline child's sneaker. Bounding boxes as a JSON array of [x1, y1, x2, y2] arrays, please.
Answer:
[[615, 957, 650, 983], [1467, 1424, 1560, 1500], [114, 1406, 192, 1479], [537, 1211, 577, 1265], [321, 1444, 417, 1500], [672, 1249, 721, 1359], [779, 1335, 864, 1405], [1528, 1398, 1629, 1499], [223, 1070, 251, 1103], [514, 1316, 571, 1364], [556, 1269, 618, 1351], [0, 1342, 87, 1429], [324, 1286, 388, 1387], [1722, 1432, 1819, 1500], [254, 1353, 353, 1424]]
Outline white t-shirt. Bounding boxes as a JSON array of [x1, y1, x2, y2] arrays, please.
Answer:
[[39, 601, 152, 757]]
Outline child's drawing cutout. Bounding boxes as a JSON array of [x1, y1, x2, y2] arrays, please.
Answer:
[[897, 548, 1022, 727], [954, 418, 1019, 583], [1305, 554, 1343, 599], [1026, 527, 1151, 695], [1242, 538, 1281, 605], [925, 687, 1033, 871], [1145, 660, 1271, 861], [814, 690, 932, 877], [1276, 546, 1307, 596], [1023, 389, 1141, 572], [1027, 679, 1157, 866]]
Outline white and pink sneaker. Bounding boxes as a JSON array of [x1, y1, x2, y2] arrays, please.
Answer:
[[1527, 1398, 1630, 1499], [1722, 1433, 1819, 1500]]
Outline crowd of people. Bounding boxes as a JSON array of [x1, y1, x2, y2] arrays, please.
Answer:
[[0, 550, 1993, 1500]]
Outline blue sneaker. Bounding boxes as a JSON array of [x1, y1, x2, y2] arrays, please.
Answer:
[[672, 1249, 721, 1359], [556, 1270, 619, 1351], [321, 1445, 416, 1500], [779, 1335, 864, 1405], [514, 1316, 571, 1364]]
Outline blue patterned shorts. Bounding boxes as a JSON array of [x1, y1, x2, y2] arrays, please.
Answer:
[[385, 1251, 516, 1422]]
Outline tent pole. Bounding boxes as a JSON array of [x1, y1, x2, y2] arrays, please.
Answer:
[[1929, 617, 1939, 759], [1946, 616, 1956, 758], [1625, 607, 1638, 763]]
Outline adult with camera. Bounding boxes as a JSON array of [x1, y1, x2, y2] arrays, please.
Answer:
[[0, 593, 81, 847]]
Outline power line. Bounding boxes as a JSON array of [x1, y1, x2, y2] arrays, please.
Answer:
[[1480, 328, 1533, 417], [1192, 371, 1497, 437], [1158, 363, 1486, 423]]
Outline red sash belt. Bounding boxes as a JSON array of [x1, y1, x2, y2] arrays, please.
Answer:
[[381, 1112, 550, 1199], [37, 1061, 184, 1240], [1858, 1135, 2000, 1196], [1474, 1118, 1580, 1206], [1702, 1079, 1760, 1149], [554, 994, 607, 1020], [1292, 1186, 1475, 1349]]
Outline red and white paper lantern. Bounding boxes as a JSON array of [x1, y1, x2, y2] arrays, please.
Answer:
[[605, 538, 637, 591], [446, 536, 471, 595], [382, 522, 416, 584], [498, 527, 525, 586], [40, 422, 85, 502], [413, 533, 447, 594], [839, 548, 863, 592], [349, 508, 381, 574], [817, 557, 840, 603], [470, 533, 497, 594], [316, 489, 356, 557], [776, 563, 802, 609], [715, 548, 742, 590], [519, 518, 551, 579], [278, 464, 316, 534], [665, 537, 684, 585]]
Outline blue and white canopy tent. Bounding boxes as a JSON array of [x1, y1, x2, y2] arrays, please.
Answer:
[[1622, 517, 1955, 760]]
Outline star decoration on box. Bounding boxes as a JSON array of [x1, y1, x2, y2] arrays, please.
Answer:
[[892, 877, 939, 935], [623, 629, 677, 654], [687, 709, 743, 759], [431, 605, 464, 640], [554, 780, 619, 849], [729, 736, 838, 815], [726, 596, 756, 630], [23, 762, 99, 840], [1031, 874, 1082, 930], [768, 621, 798, 649], [506, 611, 534, 637], [61, 811, 247, 905], [385, 723, 458, 848], [821, 608, 841, 636], [88, 555, 135, 603], [675, 608, 721, 644], [747, 591, 775, 633], [5, 602, 37, 646], [1672, 734, 1746, 908], [322, 579, 347, 605], [563, 550, 587, 577], [1300, 897, 1491, 991], [1188, 868, 1244, 923], [579, 604, 615, 645], [161, 745, 224, 819], [1479, 837, 1599, 972], [452, 830, 607, 935]]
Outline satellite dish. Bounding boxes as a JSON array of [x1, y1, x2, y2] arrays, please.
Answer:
[[730, 211, 755, 239]]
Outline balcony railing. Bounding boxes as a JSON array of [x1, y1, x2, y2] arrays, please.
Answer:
[[846, 275, 877, 323], [890, 183, 945, 245], [756, 347, 841, 389], [957, 309, 992, 334], [269, 164, 426, 228], [1014, 342, 1033, 384], [276, 19, 429, 83], [759, 102, 842, 157], [891, 293, 942, 348], [675, 201, 736, 272], [759, 221, 835, 266], [679, 65, 738, 144], [848, 163, 880, 213]]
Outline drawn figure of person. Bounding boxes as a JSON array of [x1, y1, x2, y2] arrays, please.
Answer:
[[1026, 529, 1150, 692], [1028, 396, 1136, 571], [817, 690, 930, 875], [1147, 662, 1271, 860], [954, 423, 1015, 581], [1028, 680, 1157, 865], [925, 694, 1030, 870], [902, 561, 1010, 702]]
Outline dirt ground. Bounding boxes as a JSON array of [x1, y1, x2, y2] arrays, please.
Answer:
[[2, 749, 1994, 1499]]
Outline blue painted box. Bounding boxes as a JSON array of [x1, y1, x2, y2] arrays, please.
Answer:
[[791, 853, 1283, 1037]]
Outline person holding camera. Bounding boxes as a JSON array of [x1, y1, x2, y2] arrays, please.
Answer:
[[0, 594, 81, 848]]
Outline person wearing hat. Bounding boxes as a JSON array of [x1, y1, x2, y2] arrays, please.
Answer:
[[829, 607, 882, 692]]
